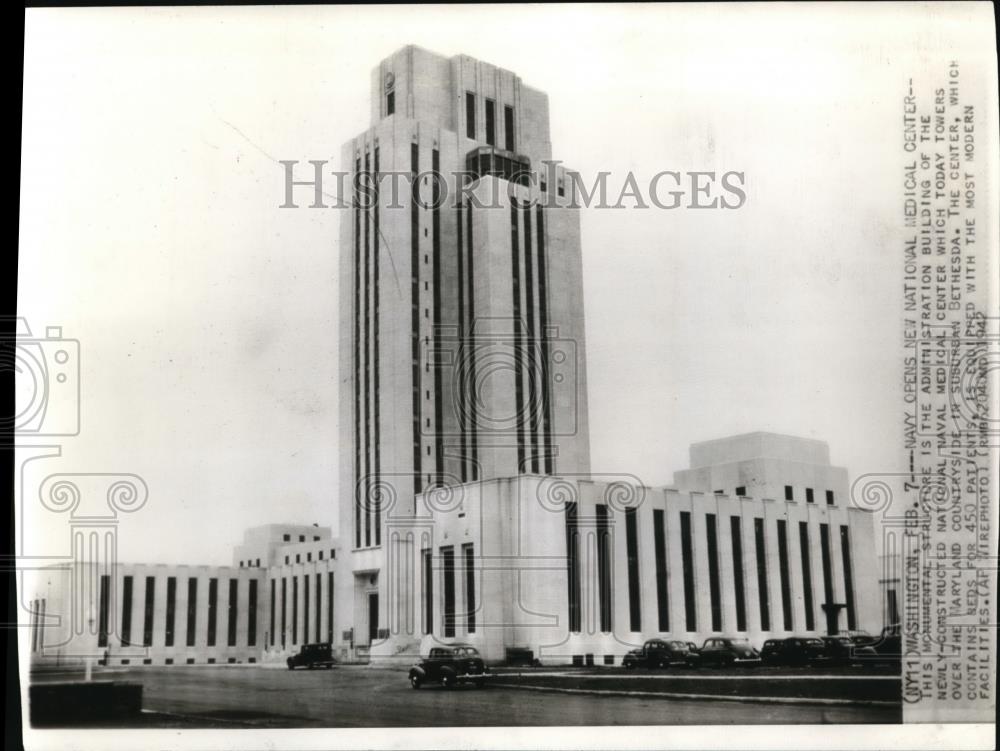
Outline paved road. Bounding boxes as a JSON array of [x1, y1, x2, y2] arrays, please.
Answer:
[[32, 666, 900, 727]]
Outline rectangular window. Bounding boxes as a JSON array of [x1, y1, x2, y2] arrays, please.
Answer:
[[465, 92, 475, 138], [504, 105, 514, 151], [248, 579, 258, 647], [777, 520, 793, 630], [303, 574, 310, 644], [463, 544, 476, 634], [98, 575, 110, 648], [442, 546, 456, 638], [292, 576, 298, 645], [121, 576, 133, 646], [269, 579, 275, 647], [784, 485, 794, 501], [315, 574, 322, 643], [826, 490, 835, 506], [753, 519, 771, 630], [706, 514, 722, 632], [186, 578, 197, 647], [596, 504, 612, 633], [730, 517, 747, 632], [281, 578, 287, 649], [143, 576, 155, 647], [422, 548, 433, 634], [485, 99, 495, 145], [327, 573, 335, 643], [820, 523, 834, 632], [840, 526, 857, 630], [625, 507, 641, 632], [227, 579, 238, 647], [386, 90, 394, 116], [799, 522, 815, 630], [165, 577, 177, 647], [565, 501, 581, 632], [207, 578, 217, 647], [680, 511, 696, 631], [735, 486, 746, 497], [283, 534, 290, 542], [806, 488, 815, 504], [653, 509, 669, 632]]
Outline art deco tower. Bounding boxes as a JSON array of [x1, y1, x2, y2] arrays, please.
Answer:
[[337, 45, 591, 650]]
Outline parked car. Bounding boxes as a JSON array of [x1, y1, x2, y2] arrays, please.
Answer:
[[622, 639, 699, 669], [287, 642, 336, 670], [409, 644, 491, 689], [698, 637, 761, 667], [759, 636, 825, 666], [820, 635, 877, 665]]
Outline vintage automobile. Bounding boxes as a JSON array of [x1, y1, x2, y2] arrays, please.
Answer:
[[698, 637, 761, 667], [409, 644, 491, 689], [819, 635, 878, 665], [760, 636, 825, 666], [623, 639, 699, 669], [286, 642, 337, 670]]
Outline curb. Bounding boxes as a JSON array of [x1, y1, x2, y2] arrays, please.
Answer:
[[490, 682, 899, 707]]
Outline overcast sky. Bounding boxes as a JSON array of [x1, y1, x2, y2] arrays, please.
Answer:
[[18, 4, 995, 565]]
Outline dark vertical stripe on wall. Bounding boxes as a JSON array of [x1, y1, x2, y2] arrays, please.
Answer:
[[187, 578, 197, 647], [798, 522, 815, 630], [121, 576, 133, 646], [510, 201, 525, 470], [431, 150, 443, 487], [466, 201, 478, 479], [706, 514, 722, 632], [303, 576, 310, 645], [680, 511, 696, 631], [373, 147, 381, 546], [207, 578, 217, 647], [353, 156, 362, 550], [522, 204, 538, 473], [410, 144, 422, 496], [248, 579, 258, 647], [144, 576, 156, 647], [98, 575, 110, 648], [315, 574, 322, 642], [422, 549, 433, 634], [596, 504, 612, 633], [653, 509, 669, 632], [456, 197, 466, 483], [269, 579, 275, 647], [819, 523, 834, 629], [565, 501, 581, 632], [840, 526, 857, 630], [464, 544, 476, 633], [363, 150, 371, 548], [754, 519, 771, 631], [535, 205, 551, 474], [327, 573, 335, 643], [730, 517, 747, 632], [777, 520, 793, 630], [165, 577, 176, 647], [442, 546, 456, 638], [227, 579, 238, 647], [625, 507, 641, 632], [292, 576, 298, 645], [281, 578, 286, 649]]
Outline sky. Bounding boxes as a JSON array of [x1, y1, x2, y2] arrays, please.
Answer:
[[18, 4, 995, 565]]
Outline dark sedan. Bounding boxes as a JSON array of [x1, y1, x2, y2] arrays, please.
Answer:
[[698, 637, 761, 667], [622, 639, 699, 669], [409, 644, 491, 689], [760, 636, 825, 666]]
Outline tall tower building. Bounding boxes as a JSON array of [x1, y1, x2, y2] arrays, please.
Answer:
[[338, 45, 592, 655]]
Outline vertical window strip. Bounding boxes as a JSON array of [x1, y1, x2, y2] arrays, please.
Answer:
[[98, 574, 110, 648], [165, 577, 176, 647], [754, 519, 771, 631], [456, 196, 466, 483], [432, 150, 443, 487], [281, 578, 286, 649], [777, 520, 793, 630], [207, 578, 217, 647], [799, 522, 815, 631], [730, 517, 747, 632], [269, 579, 275, 647], [354, 155, 363, 550], [187, 578, 197, 647], [292, 576, 298, 645], [442, 546, 456, 638], [820, 523, 834, 629], [227, 579, 238, 647], [535, 205, 551, 474], [315, 574, 322, 643], [463, 544, 476, 633], [248, 579, 258, 647], [410, 144, 422, 496], [422, 548, 433, 635], [596, 504, 612, 633], [303, 575, 310, 645], [144, 576, 156, 647], [121, 576, 133, 646], [565, 501, 581, 632], [510, 200, 525, 471], [653, 509, 669, 632], [373, 146, 381, 546], [522, 203, 538, 473], [706, 514, 722, 632], [327, 573, 335, 644], [363, 150, 372, 548], [466, 201, 478, 479], [680, 511, 696, 631], [625, 507, 641, 632], [840, 526, 857, 630]]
